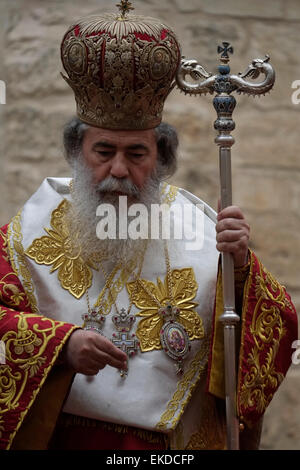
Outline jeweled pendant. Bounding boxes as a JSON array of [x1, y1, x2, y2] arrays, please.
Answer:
[[159, 303, 191, 375], [82, 309, 105, 335]]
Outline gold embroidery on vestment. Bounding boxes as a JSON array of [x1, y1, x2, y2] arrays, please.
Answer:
[[0, 228, 9, 263], [161, 183, 178, 205], [0, 312, 78, 449], [0, 307, 6, 321], [239, 259, 286, 415], [0, 273, 26, 308], [127, 267, 204, 352], [25, 200, 97, 299], [155, 339, 209, 431], [7, 212, 38, 312]]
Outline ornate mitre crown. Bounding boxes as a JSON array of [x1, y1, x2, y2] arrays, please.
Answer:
[[60, 1, 181, 130]]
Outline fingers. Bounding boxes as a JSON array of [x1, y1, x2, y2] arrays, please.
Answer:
[[216, 229, 249, 244], [65, 329, 128, 375], [91, 346, 127, 371], [94, 335, 127, 362], [217, 205, 245, 221], [216, 235, 249, 253], [216, 204, 250, 236], [215, 205, 250, 267], [90, 334, 128, 370], [216, 218, 250, 234]]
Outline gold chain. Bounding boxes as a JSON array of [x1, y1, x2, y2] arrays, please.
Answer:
[[85, 263, 120, 315], [128, 239, 175, 308], [164, 239, 175, 305], [93, 239, 174, 315], [97, 240, 148, 317]]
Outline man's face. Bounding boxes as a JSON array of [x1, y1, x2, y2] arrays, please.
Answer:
[[82, 126, 158, 191]]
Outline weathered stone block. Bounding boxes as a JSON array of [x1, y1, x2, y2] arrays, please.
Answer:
[[284, 0, 300, 20], [198, 0, 284, 19], [261, 368, 300, 450], [172, 0, 205, 13]]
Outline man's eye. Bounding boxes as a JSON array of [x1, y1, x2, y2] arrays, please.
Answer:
[[97, 151, 112, 157], [130, 153, 144, 158]]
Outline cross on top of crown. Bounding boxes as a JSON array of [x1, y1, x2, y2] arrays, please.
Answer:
[[217, 42, 234, 64], [112, 308, 135, 332], [116, 0, 134, 19]]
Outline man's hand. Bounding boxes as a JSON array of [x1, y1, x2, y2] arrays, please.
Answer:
[[216, 205, 250, 267], [63, 329, 128, 376]]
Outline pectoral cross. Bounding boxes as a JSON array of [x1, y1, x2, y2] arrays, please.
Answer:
[[112, 308, 139, 378]]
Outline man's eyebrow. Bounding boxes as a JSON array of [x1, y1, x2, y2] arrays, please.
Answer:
[[92, 142, 149, 151], [126, 144, 149, 151], [93, 141, 115, 149]]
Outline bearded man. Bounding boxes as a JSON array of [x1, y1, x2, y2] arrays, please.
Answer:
[[0, 5, 297, 451]]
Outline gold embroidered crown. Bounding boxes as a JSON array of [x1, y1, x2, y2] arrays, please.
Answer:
[[60, 2, 181, 130]]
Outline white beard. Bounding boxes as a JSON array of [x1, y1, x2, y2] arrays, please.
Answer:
[[67, 156, 162, 264]]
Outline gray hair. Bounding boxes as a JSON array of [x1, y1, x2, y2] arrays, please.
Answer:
[[63, 117, 178, 179]]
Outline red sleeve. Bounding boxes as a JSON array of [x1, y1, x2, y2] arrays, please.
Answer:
[[207, 250, 298, 428], [0, 224, 78, 450]]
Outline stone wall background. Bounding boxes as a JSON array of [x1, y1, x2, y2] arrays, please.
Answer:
[[0, 0, 300, 449]]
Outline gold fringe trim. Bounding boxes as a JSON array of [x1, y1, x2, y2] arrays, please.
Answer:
[[56, 413, 169, 448]]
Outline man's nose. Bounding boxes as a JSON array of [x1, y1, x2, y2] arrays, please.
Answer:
[[109, 153, 129, 178]]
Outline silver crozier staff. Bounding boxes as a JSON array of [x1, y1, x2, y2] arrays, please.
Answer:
[[176, 42, 275, 450]]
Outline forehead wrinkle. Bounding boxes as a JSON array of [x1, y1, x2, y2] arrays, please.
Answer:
[[86, 127, 156, 149]]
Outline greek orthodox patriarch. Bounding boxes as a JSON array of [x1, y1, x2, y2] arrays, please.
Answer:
[[0, 1, 297, 450]]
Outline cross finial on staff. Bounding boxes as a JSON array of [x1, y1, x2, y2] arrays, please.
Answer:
[[116, 0, 134, 19], [217, 42, 234, 64]]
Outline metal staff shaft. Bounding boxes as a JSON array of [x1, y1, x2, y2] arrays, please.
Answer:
[[217, 135, 240, 450], [213, 88, 240, 449]]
